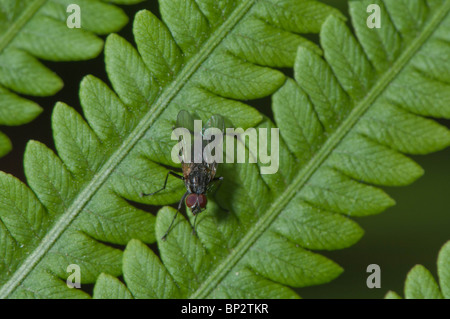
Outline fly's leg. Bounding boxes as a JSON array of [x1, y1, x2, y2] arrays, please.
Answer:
[[140, 171, 183, 197], [162, 191, 188, 241]]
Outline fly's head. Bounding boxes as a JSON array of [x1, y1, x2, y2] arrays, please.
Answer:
[[185, 193, 207, 215]]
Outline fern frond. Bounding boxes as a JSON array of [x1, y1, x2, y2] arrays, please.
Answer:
[[385, 241, 449, 299], [93, 0, 450, 298], [0, 0, 341, 298], [0, 0, 143, 157]]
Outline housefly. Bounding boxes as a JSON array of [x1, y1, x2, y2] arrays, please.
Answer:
[[140, 110, 225, 240]]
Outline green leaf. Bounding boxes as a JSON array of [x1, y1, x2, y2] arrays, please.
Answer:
[[405, 265, 443, 299], [242, 232, 343, 287], [0, 48, 62, 96], [93, 273, 133, 299], [133, 10, 183, 85], [105, 33, 159, 109], [438, 241, 450, 299], [385, 291, 402, 299], [0, 87, 42, 125], [1, 0, 450, 300], [321, 15, 374, 100], [224, 16, 321, 67], [209, 268, 299, 299], [271, 199, 364, 251], [192, 51, 285, 99], [0, 131, 11, 157], [0, 0, 144, 157], [159, 0, 210, 56], [122, 238, 180, 299], [385, 241, 450, 299]]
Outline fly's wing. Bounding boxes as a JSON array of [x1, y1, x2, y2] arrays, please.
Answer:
[[176, 110, 196, 164], [206, 175, 223, 195], [203, 114, 225, 174], [176, 110, 195, 132], [204, 114, 225, 135]]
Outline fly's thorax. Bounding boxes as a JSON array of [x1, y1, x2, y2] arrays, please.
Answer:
[[184, 163, 212, 194]]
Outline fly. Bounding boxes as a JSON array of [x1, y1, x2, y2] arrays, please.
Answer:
[[140, 110, 225, 240]]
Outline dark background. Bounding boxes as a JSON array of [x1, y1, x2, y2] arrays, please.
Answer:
[[0, 0, 448, 299]]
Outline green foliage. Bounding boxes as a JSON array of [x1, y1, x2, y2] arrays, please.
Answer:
[[0, 0, 144, 157], [385, 241, 450, 299], [0, 0, 449, 299], [0, 0, 342, 298]]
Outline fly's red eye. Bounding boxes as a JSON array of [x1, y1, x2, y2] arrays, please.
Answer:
[[198, 194, 207, 209], [186, 194, 198, 208]]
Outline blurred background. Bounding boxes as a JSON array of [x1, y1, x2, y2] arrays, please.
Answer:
[[0, 0, 448, 299]]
